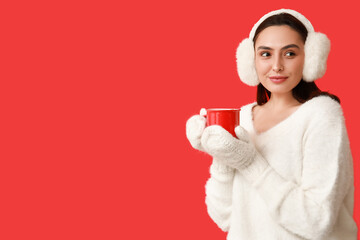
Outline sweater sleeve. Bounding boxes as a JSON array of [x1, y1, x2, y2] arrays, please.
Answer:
[[205, 158, 235, 232], [240, 99, 353, 239]]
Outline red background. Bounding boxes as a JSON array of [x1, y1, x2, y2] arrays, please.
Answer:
[[1, 0, 359, 239]]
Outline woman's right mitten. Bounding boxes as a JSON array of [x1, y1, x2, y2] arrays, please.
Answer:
[[186, 113, 206, 152]]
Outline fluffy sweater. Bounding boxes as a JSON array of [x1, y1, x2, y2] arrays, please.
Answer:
[[205, 96, 358, 239]]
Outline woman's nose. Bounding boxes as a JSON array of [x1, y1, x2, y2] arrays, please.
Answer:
[[272, 56, 284, 72]]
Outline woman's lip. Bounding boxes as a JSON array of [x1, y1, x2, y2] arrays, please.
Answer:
[[269, 76, 288, 83]]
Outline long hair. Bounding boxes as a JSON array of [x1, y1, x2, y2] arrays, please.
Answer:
[[253, 13, 340, 105]]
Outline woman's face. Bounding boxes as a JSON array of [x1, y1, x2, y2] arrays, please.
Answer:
[[254, 25, 305, 95]]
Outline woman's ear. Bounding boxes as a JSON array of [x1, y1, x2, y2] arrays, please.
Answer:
[[236, 38, 259, 86], [303, 32, 331, 82]]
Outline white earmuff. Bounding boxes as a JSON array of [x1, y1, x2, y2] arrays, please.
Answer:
[[236, 9, 330, 86]]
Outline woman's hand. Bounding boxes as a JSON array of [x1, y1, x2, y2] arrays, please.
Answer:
[[186, 112, 207, 152], [201, 125, 256, 169]]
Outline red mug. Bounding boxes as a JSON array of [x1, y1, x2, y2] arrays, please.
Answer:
[[204, 108, 240, 137]]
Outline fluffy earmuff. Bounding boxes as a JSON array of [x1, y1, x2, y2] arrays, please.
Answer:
[[236, 9, 330, 86]]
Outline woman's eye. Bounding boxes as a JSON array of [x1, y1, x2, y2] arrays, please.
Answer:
[[285, 51, 296, 57]]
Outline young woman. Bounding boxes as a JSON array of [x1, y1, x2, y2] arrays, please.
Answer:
[[186, 9, 357, 239]]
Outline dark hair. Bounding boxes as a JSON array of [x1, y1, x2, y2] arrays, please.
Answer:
[[253, 13, 340, 105]]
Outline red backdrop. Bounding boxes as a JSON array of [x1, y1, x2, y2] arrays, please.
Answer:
[[1, 0, 359, 239]]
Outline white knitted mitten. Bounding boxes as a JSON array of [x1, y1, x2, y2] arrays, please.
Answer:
[[201, 125, 256, 169], [186, 113, 207, 151]]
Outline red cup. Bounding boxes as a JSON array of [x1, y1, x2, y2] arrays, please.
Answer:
[[205, 108, 240, 137]]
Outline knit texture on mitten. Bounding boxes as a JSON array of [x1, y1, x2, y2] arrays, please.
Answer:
[[201, 125, 256, 169]]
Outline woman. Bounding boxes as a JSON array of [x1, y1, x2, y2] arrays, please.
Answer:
[[186, 9, 357, 239]]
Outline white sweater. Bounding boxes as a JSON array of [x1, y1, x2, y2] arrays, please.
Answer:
[[205, 96, 358, 240]]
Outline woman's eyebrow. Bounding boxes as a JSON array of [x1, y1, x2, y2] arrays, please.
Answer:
[[281, 44, 300, 50], [257, 44, 300, 51]]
